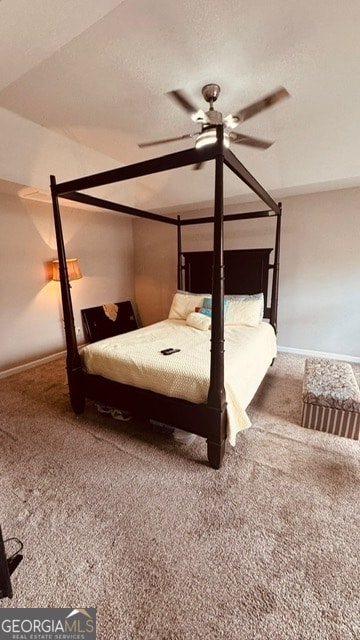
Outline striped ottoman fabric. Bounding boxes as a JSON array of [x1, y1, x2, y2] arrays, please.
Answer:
[[301, 358, 360, 440]]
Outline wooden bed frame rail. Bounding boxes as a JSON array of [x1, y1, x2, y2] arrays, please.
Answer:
[[50, 125, 281, 468]]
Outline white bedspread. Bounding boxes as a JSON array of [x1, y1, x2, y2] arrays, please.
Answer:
[[81, 319, 277, 446]]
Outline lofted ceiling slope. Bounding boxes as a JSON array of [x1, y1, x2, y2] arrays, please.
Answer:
[[1, 0, 360, 212]]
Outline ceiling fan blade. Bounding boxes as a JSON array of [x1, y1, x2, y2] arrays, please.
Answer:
[[228, 86, 290, 126], [229, 132, 274, 149], [138, 133, 196, 148], [167, 89, 200, 115]]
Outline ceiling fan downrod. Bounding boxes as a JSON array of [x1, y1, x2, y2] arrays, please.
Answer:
[[201, 83, 221, 110]]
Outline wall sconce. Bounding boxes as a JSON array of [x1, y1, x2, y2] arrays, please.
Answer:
[[52, 258, 82, 282]]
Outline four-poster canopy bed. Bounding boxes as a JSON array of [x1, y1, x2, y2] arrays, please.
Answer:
[[50, 125, 281, 469]]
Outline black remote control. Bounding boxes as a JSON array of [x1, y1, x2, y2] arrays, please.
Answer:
[[161, 348, 181, 355]]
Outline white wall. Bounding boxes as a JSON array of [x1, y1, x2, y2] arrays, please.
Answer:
[[133, 186, 360, 360], [2, 183, 359, 372], [0, 192, 135, 372], [277, 188, 360, 358], [134, 217, 178, 327]]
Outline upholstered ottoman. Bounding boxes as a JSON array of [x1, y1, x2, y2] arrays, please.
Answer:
[[301, 358, 360, 440]]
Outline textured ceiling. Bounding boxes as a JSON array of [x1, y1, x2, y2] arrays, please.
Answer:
[[1, 0, 360, 211]]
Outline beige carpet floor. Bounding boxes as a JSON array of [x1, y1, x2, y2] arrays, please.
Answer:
[[0, 352, 359, 640]]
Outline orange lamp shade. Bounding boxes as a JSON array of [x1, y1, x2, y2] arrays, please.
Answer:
[[52, 258, 82, 282]]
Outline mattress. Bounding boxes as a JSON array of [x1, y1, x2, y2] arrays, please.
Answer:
[[81, 318, 277, 445]]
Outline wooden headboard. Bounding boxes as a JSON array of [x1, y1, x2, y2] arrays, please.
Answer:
[[183, 248, 273, 318]]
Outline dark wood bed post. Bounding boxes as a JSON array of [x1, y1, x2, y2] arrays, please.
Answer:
[[177, 214, 183, 290], [270, 203, 282, 333], [207, 126, 227, 469], [50, 175, 85, 414]]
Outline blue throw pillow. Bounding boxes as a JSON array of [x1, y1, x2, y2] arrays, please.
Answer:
[[199, 297, 229, 317], [199, 307, 212, 317]]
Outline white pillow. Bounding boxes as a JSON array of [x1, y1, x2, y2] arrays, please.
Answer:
[[168, 291, 208, 320], [225, 294, 263, 327], [186, 311, 211, 331], [225, 293, 264, 321]]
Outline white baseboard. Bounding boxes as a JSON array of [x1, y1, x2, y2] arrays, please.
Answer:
[[278, 345, 360, 364], [0, 350, 66, 379]]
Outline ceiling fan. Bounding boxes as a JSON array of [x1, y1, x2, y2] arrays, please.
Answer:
[[138, 83, 290, 168]]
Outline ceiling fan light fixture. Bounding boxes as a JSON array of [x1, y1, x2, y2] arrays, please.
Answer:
[[138, 83, 288, 152], [223, 114, 240, 129], [195, 129, 230, 150], [191, 109, 207, 123]]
